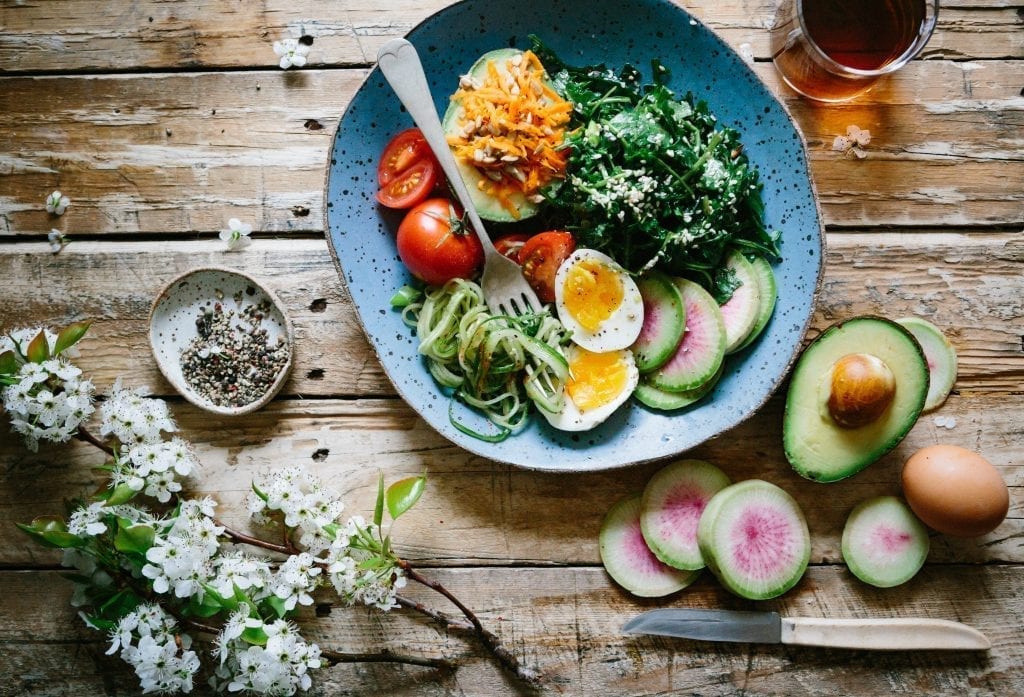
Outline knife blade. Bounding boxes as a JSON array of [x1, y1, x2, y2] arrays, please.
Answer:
[[622, 609, 991, 651]]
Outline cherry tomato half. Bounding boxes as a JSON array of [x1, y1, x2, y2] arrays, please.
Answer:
[[378, 128, 431, 186], [376, 159, 438, 209], [397, 198, 484, 286], [493, 233, 531, 262], [377, 129, 440, 209], [518, 231, 576, 304]]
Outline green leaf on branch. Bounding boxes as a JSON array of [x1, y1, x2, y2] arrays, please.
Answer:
[[251, 481, 269, 502], [80, 613, 117, 632], [53, 320, 91, 356], [104, 483, 139, 506], [17, 516, 85, 549], [373, 471, 385, 528], [241, 625, 269, 646], [386, 474, 426, 520], [114, 520, 155, 555], [265, 594, 289, 619], [0, 350, 17, 375], [26, 330, 50, 363], [189, 590, 226, 618]]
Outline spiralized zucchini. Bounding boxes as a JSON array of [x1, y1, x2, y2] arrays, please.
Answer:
[[398, 279, 570, 442]]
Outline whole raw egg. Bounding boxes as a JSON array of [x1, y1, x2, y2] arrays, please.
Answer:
[[901, 445, 1009, 537]]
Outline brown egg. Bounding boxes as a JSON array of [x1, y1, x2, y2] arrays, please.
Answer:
[[901, 445, 1009, 537]]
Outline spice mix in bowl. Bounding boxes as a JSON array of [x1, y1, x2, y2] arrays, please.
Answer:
[[149, 267, 294, 415]]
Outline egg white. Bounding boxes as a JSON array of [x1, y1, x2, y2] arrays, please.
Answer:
[[554, 249, 644, 353], [541, 346, 639, 432]]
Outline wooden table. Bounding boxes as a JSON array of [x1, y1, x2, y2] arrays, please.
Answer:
[[1, 1, 1021, 694]]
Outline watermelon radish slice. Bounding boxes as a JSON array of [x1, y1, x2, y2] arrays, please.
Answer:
[[896, 317, 957, 412], [631, 271, 686, 373], [599, 494, 700, 597], [647, 278, 726, 393], [734, 256, 778, 352], [697, 480, 810, 600], [841, 495, 930, 588], [719, 250, 762, 354], [640, 459, 732, 570], [634, 365, 723, 411]]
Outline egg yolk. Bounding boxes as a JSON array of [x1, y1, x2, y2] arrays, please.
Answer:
[[563, 259, 624, 332], [566, 348, 629, 411]]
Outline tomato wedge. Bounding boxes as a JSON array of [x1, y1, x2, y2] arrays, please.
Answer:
[[377, 129, 440, 209], [518, 231, 576, 304], [493, 233, 531, 262], [377, 159, 438, 209]]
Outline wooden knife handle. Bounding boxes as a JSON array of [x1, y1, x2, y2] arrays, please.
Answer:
[[781, 617, 991, 651]]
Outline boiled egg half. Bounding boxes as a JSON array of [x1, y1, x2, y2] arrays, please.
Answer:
[[554, 249, 644, 353], [542, 345, 639, 431]]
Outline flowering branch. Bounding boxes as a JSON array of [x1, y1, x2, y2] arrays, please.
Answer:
[[3, 321, 542, 694]]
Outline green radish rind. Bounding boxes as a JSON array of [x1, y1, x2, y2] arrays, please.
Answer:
[[442, 49, 541, 223], [841, 495, 930, 588], [648, 278, 726, 393], [631, 271, 686, 373], [599, 494, 701, 597], [634, 364, 723, 411], [640, 459, 731, 570], [896, 317, 958, 412], [697, 480, 810, 600], [734, 256, 778, 352], [719, 250, 762, 355], [783, 316, 929, 483]]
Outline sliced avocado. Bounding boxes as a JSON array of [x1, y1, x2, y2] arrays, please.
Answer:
[[442, 48, 543, 222], [783, 316, 929, 483]]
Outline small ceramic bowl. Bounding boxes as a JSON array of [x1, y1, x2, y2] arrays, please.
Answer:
[[149, 267, 294, 415]]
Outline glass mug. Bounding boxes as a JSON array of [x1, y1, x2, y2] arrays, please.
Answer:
[[771, 0, 939, 102]]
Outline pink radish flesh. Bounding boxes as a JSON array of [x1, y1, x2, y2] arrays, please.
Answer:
[[728, 505, 797, 580]]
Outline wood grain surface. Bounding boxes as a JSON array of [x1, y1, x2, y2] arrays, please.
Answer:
[[0, 0, 1022, 695]]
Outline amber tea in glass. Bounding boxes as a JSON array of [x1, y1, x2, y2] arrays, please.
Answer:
[[771, 0, 939, 102]]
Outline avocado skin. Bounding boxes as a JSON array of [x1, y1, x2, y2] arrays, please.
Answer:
[[783, 316, 929, 483]]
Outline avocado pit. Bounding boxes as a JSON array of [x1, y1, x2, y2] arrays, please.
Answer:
[[826, 353, 896, 428]]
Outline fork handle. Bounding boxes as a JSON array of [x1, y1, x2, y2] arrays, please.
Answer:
[[376, 38, 498, 258]]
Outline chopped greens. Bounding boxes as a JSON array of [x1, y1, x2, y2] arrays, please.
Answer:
[[531, 37, 781, 301]]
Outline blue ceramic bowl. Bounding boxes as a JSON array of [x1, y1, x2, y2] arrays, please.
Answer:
[[325, 0, 823, 472]]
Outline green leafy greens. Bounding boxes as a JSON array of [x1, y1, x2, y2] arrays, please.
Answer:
[[531, 38, 781, 301]]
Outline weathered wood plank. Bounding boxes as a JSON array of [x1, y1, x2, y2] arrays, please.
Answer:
[[2, 390, 1020, 567], [0, 233, 1019, 397], [0, 0, 1019, 73], [2, 566, 1022, 695], [1, 63, 1022, 235]]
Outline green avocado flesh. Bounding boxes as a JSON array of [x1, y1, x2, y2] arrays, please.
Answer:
[[783, 316, 929, 483], [442, 48, 540, 223]]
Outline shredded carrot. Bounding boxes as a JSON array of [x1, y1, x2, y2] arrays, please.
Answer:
[[446, 50, 572, 218]]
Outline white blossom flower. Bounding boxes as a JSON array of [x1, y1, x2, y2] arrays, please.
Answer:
[[325, 516, 403, 611], [1, 356, 95, 451], [122, 633, 200, 694], [48, 229, 68, 254], [213, 618, 321, 695], [45, 190, 70, 215], [115, 437, 200, 503], [249, 466, 345, 553], [271, 552, 321, 611], [67, 501, 148, 536], [272, 38, 310, 70], [100, 380, 177, 446], [142, 500, 223, 597], [832, 125, 872, 159], [219, 217, 253, 250], [209, 551, 273, 600]]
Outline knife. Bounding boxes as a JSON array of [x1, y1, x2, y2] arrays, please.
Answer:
[[622, 609, 990, 651]]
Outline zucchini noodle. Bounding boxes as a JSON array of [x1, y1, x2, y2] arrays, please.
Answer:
[[399, 279, 570, 442]]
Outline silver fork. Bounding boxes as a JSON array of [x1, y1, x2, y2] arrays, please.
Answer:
[[376, 38, 542, 317]]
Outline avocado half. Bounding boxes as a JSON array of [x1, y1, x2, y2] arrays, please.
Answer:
[[441, 48, 544, 223], [783, 316, 929, 483]]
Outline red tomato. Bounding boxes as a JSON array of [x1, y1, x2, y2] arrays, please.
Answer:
[[493, 233, 531, 262], [376, 159, 437, 209], [377, 129, 440, 209], [397, 199, 484, 286], [378, 128, 431, 186], [519, 231, 576, 304]]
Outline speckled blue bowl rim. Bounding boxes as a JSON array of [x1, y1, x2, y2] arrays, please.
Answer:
[[324, 0, 825, 472]]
